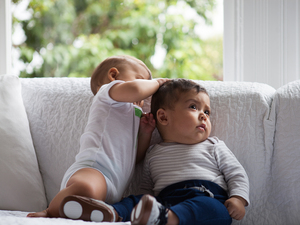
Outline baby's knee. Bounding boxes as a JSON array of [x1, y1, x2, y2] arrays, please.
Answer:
[[66, 169, 107, 200]]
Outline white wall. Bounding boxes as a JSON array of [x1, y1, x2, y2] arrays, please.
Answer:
[[0, 0, 11, 75], [224, 0, 300, 89]]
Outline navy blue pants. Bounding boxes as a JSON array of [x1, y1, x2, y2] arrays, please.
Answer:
[[112, 180, 232, 225]]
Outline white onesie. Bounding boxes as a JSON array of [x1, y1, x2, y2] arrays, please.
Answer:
[[61, 80, 142, 204]]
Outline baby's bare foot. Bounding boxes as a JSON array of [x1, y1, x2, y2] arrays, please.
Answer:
[[27, 210, 48, 218]]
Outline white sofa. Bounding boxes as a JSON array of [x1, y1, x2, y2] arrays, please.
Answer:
[[0, 75, 299, 225]]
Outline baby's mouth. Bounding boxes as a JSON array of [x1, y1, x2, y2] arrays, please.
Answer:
[[197, 124, 206, 131]]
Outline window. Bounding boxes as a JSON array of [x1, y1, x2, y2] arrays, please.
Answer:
[[3, 1, 300, 88], [9, 0, 223, 81]]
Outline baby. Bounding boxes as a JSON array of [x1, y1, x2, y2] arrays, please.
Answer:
[[27, 55, 168, 221], [130, 78, 250, 224]]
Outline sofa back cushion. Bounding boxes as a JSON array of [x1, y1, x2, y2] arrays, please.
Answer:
[[195, 81, 276, 225], [21, 78, 276, 225], [126, 80, 276, 225], [21, 78, 93, 204]]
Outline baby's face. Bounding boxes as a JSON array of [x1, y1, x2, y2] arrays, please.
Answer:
[[165, 90, 211, 144]]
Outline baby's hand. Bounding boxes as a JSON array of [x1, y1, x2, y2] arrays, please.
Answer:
[[140, 113, 156, 134], [224, 196, 246, 220]]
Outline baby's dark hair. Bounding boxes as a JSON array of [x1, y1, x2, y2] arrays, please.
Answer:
[[151, 78, 208, 121]]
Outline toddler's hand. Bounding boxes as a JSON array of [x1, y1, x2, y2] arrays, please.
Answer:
[[224, 196, 246, 220], [140, 113, 156, 135], [155, 78, 170, 86]]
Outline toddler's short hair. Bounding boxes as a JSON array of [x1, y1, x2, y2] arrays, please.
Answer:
[[151, 78, 208, 121], [90, 55, 152, 95]]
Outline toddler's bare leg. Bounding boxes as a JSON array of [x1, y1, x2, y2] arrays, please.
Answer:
[[27, 168, 107, 218]]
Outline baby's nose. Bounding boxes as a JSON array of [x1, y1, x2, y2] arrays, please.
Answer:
[[199, 112, 207, 120]]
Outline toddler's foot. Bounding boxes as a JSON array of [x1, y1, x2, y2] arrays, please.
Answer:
[[131, 194, 168, 225], [59, 195, 121, 222]]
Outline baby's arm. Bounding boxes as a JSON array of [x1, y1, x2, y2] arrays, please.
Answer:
[[224, 196, 247, 220], [109, 78, 169, 103], [213, 140, 249, 220], [136, 113, 156, 163]]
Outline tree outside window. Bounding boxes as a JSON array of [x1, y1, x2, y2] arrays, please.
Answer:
[[12, 0, 223, 81]]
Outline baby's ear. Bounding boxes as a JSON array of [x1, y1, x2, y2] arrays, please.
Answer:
[[156, 109, 168, 126], [107, 67, 119, 81]]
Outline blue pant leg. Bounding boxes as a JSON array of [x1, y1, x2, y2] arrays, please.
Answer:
[[112, 194, 143, 222], [170, 196, 232, 225]]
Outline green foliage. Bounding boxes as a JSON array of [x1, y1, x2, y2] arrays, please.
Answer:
[[12, 0, 222, 80]]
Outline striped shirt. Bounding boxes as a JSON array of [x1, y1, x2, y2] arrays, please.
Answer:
[[140, 137, 250, 205]]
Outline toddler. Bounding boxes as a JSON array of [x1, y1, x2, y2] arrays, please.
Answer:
[[27, 55, 168, 221]]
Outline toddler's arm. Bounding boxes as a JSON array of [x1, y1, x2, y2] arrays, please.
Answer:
[[109, 78, 169, 103], [136, 113, 156, 163], [224, 196, 247, 220]]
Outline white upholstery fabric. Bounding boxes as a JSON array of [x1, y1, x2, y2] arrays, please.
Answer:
[[19, 78, 277, 224], [20, 77, 155, 205], [0, 210, 130, 225], [0, 75, 47, 212], [194, 81, 276, 225], [269, 80, 300, 225], [21, 78, 93, 204]]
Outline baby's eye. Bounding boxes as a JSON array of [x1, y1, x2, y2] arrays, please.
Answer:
[[204, 110, 210, 116], [189, 105, 197, 110]]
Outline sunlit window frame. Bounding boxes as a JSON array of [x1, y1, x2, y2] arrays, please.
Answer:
[[0, 0, 12, 75]]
